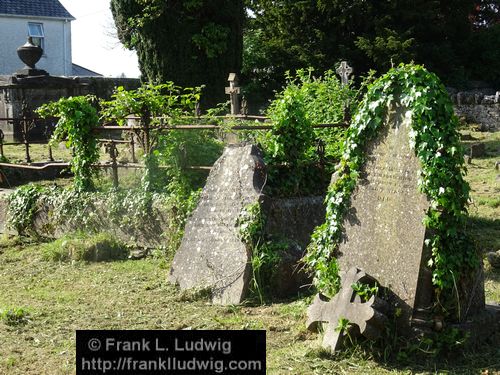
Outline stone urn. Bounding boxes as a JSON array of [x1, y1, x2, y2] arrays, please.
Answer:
[[17, 37, 43, 69]]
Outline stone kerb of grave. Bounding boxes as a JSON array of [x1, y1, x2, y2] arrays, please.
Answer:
[[337, 101, 433, 330], [169, 144, 266, 304]]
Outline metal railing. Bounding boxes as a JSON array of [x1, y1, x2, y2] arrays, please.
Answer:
[[0, 115, 349, 187]]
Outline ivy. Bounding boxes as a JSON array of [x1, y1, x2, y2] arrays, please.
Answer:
[[100, 83, 204, 192], [100, 83, 202, 127], [259, 69, 361, 197], [306, 64, 479, 312], [237, 203, 286, 304], [7, 184, 45, 235], [37, 96, 99, 192]]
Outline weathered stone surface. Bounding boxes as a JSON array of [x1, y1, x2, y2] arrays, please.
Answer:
[[487, 251, 500, 268], [265, 196, 325, 249], [469, 142, 486, 158], [337, 103, 432, 326], [169, 144, 266, 305], [0, 189, 14, 235], [306, 267, 388, 352]]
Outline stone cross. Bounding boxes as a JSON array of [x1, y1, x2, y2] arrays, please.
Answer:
[[336, 61, 353, 86], [225, 73, 241, 115], [306, 267, 388, 352]]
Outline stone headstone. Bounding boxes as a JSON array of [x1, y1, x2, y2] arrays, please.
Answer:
[[336, 61, 353, 86], [225, 73, 240, 116], [169, 144, 266, 304], [337, 102, 432, 327]]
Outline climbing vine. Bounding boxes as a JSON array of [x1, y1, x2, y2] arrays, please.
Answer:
[[37, 96, 99, 192], [306, 64, 478, 312], [237, 202, 287, 304], [7, 183, 45, 235]]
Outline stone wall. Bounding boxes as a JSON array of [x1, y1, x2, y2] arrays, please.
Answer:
[[0, 190, 326, 253], [0, 75, 140, 141], [449, 90, 500, 132], [0, 191, 171, 249], [78, 77, 141, 100]]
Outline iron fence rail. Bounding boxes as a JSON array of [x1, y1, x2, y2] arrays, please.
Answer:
[[0, 115, 348, 187]]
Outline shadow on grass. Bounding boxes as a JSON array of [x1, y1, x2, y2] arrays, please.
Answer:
[[467, 216, 500, 251]]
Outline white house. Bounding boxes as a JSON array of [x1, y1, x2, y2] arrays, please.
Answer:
[[0, 0, 88, 76]]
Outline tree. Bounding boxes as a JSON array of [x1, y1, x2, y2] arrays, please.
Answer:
[[110, 0, 244, 107], [243, 0, 374, 98], [244, 0, 498, 94]]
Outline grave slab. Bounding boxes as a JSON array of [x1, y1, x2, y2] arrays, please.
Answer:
[[337, 103, 432, 327], [169, 144, 266, 304]]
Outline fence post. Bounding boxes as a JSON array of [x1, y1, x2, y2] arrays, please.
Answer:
[[130, 134, 137, 163], [0, 129, 4, 160], [24, 141, 31, 163], [47, 144, 54, 162], [105, 140, 119, 188]]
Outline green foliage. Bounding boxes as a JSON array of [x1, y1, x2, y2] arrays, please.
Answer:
[[351, 281, 379, 302], [41, 232, 128, 262], [259, 68, 360, 197], [465, 24, 500, 84], [393, 328, 469, 362], [245, 0, 498, 95], [335, 317, 351, 333], [101, 82, 208, 193], [37, 96, 99, 192], [155, 129, 224, 192], [0, 307, 31, 326], [100, 83, 202, 126], [306, 64, 479, 313], [6, 183, 198, 256], [265, 76, 314, 166], [7, 184, 44, 235], [237, 202, 285, 304], [110, 0, 244, 107]]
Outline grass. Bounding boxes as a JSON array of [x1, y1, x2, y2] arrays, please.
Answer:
[[0, 128, 498, 374], [1, 142, 135, 165], [40, 232, 129, 262], [0, 142, 141, 189], [0, 241, 498, 374], [463, 130, 500, 252]]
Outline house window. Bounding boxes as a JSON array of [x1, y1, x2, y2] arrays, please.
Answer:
[[28, 22, 45, 51]]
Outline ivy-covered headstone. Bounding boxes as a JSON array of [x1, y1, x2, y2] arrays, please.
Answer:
[[306, 64, 484, 331], [336, 101, 432, 327]]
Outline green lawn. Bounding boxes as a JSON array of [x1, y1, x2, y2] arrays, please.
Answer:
[[0, 130, 498, 374]]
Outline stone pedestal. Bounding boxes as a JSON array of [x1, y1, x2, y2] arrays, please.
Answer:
[[0, 75, 86, 141]]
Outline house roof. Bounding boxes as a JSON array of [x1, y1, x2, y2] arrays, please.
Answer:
[[72, 63, 103, 77], [0, 0, 74, 20]]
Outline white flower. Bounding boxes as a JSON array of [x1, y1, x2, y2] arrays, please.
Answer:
[[438, 187, 445, 195]]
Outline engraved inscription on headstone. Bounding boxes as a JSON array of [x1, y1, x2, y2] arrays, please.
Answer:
[[169, 145, 266, 305], [337, 102, 431, 327]]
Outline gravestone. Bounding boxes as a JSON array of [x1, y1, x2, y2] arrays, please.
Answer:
[[336, 61, 353, 86], [337, 102, 432, 328], [169, 144, 266, 304], [225, 73, 240, 116]]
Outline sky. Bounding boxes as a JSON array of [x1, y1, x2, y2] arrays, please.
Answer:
[[58, 0, 141, 78]]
